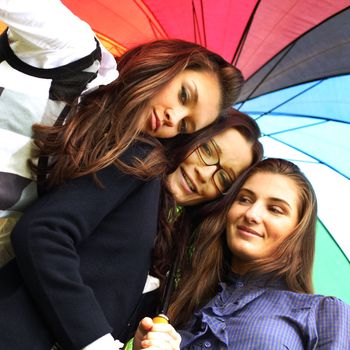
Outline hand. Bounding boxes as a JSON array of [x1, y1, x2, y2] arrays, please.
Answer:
[[133, 317, 181, 350]]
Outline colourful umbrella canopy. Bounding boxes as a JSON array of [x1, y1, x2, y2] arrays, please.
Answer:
[[62, 0, 350, 303]]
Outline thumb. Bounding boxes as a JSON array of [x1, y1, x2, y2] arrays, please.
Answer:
[[133, 317, 154, 350], [139, 317, 154, 333]]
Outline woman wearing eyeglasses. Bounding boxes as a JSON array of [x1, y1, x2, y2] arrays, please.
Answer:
[[0, 108, 262, 350], [129, 108, 263, 342]]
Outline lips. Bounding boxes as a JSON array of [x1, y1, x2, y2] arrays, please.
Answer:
[[151, 109, 161, 132], [180, 167, 197, 193], [237, 225, 263, 238]]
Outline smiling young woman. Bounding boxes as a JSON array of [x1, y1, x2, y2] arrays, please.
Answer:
[[226, 172, 300, 274], [134, 158, 350, 350], [167, 128, 253, 206], [169, 158, 349, 350]]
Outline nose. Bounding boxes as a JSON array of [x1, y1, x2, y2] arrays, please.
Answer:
[[196, 164, 218, 184], [244, 203, 262, 224], [164, 106, 186, 128]]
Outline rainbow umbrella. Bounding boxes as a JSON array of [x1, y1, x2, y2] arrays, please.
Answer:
[[60, 1, 350, 303]]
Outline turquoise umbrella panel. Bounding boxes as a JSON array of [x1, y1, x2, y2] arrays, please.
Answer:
[[314, 219, 350, 305]]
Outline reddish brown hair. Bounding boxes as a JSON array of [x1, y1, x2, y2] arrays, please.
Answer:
[[168, 158, 317, 326], [151, 109, 263, 291], [32, 39, 243, 188]]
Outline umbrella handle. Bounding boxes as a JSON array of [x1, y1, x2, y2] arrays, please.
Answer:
[[153, 314, 169, 324]]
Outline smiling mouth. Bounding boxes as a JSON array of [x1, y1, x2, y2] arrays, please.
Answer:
[[180, 167, 197, 192], [237, 225, 262, 238]]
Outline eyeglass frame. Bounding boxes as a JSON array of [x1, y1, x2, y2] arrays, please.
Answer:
[[195, 138, 234, 195]]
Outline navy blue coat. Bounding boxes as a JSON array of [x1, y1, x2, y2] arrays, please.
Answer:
[[0, 143, 161, 350]]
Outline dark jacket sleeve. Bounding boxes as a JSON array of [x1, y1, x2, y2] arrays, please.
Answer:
[[11, 144, 152, 349]]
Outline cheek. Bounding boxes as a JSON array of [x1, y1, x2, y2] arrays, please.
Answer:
[[269, 220, 296, 240], [182, 151, 198, 166], [227, 205, 241, 224]]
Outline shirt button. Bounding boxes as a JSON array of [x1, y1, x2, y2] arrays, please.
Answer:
[[204, 341, 211, 348], [236, 281, 244, 288]]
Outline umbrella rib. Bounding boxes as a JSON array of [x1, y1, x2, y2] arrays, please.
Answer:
[[231, 0, 262, 66], [268, 135, 349, 180], [240, 6, 350, 99], [134, 0, 168, 38], [200, 0, 207, 47], [265, 120, 329, 136], [245, 111, 349, 125], [317, 219, 350, 265], [238, 43, 296, 110], [254, 80, 325, 121], [191, 0, 207, 46]]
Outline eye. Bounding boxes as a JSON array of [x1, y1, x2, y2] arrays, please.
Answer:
[[216, 170, 233, 192], [236, 194, 252, 205], [178, 119, 188, 134], [199, 142, 213, 157], [179, 86, 188, 104], [269, 205, 284, 214]]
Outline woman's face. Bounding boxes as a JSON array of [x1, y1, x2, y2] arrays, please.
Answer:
[[226, 172, 300, 273], [167, 128, 253, 206], [143, 69, 221, 138]]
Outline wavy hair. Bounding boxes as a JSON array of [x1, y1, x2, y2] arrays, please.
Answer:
[[151, 108, 263, 288], [168, 158, 317, 326], [32, 39, 243, 188]]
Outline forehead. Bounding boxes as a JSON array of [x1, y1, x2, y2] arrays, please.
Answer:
[[182, 70, 221, 130], [243, 172, 300, 207], [213, 128, 253, 177]]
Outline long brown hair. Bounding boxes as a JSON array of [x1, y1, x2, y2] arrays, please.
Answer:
[[32, 39, 243, 188], [151, 109, 263, 288], [168, 158, 317, 327]]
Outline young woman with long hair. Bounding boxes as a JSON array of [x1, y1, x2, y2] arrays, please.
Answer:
[[135, 158, 350, 350], [152, 108, 263, 285], [0, 109, 262, 350], [0, 0, 242, 265]]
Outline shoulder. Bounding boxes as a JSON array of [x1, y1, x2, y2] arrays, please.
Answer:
[[313, 295, 350, 316], [119, 139, 159, 166], [283, 292, 350, 320]]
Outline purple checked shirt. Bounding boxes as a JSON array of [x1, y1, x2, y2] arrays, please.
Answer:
[[179, 272, 350, 349]]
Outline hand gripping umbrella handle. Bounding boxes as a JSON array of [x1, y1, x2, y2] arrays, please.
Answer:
[[153, 313, 169, 324], [152, 256, 179, 325]]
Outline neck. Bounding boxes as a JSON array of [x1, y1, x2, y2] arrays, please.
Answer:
[[231, 257, 252, 276]]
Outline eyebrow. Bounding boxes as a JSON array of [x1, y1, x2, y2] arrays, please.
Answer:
[[212, 139, 237, 180], [189, 80, 198, 104], [183, 81, 199, 132], [240, 188, 292, 209], [269, 197, 292, 210]]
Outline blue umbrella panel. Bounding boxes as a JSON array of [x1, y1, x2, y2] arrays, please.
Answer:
[[238, 75, 350, 303]]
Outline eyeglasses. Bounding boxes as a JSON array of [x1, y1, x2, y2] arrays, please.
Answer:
[[195, 139, 234, 194]]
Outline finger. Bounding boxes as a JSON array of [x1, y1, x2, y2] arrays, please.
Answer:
[[146, 324, 181, 343], [143, 332, 181, 349], [141, 338, 177, 350], [137, 317, 154, 337]]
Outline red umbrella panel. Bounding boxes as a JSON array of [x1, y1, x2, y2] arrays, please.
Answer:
[[62, 0, 350, 80]]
